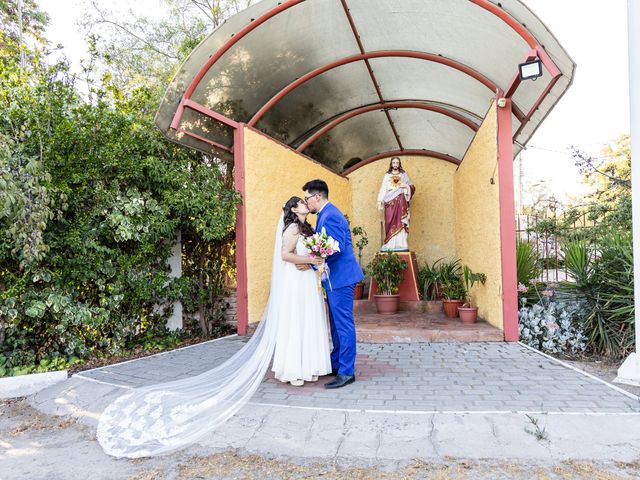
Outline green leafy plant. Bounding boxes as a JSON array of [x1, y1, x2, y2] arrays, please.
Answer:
[[367, 253, 407, 295], [441, 278, 466, 301], [0, 31, 239, 373]]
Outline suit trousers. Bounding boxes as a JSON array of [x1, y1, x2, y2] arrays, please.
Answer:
[[326, 283, 356, 376]]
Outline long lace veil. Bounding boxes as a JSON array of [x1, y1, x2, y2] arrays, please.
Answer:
[[97, 214, 286, 458]]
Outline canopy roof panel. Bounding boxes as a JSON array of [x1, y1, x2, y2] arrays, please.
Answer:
[[156, 0, 575, 171]]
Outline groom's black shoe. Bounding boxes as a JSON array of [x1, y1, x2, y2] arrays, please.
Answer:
[[324, 374, 355, 389]]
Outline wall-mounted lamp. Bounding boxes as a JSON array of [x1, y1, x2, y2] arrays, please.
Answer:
[[518, 59, 543, 81]]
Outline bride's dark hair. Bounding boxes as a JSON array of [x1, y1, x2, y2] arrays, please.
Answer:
[[283, 196, 314, 237]]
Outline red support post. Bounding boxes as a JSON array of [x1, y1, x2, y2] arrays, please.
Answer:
[[233, 124, 249, 336], [496, 98, 519, 342]]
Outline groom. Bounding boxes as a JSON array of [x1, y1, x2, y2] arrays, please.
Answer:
[[301, 179, 364, 389]]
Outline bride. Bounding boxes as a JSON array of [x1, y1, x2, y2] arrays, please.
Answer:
[[272, 196, 332, 386], [97, 197, 332, 458]]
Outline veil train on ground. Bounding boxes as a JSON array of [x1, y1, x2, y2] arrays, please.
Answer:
[[97, 215, 286, 458]]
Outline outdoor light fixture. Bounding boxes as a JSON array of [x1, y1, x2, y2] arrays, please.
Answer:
[[518, 59, 543, 81]]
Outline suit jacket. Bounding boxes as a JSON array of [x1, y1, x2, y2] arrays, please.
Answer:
[[315, 203, 364, 290]]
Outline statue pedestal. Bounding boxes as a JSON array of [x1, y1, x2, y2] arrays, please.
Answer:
[[368, 251, 420, 301]]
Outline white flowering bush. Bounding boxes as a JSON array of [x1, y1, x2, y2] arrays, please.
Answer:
[[518, 297, 587, 355]]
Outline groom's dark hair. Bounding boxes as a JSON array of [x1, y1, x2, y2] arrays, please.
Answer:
[[302, 179, 329, 199]]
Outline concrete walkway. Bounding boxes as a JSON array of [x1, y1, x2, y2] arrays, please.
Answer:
[[12, 336, 640, 476]]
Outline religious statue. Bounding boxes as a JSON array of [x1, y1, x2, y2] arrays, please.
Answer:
[[377, 157, 415, 251]]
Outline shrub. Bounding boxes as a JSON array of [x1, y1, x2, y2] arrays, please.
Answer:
[[560, 232, 634, 358]]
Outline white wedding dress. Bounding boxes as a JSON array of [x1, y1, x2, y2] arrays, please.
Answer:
[[272, 228, 332, 383], [97, 215, 330, 458]]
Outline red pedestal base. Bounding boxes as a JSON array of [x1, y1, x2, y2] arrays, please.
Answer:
[[368, 251, 420, 301]]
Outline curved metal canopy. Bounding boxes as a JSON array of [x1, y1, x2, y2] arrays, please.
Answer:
[[155, 0, 575, 173]]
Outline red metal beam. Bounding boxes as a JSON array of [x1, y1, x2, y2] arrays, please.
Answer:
[[469, 0, 537, 48], [339, 0, 403, 150], [170, 0, 305, 130], [169, 0, 553, 135], [233, 124, 248, 336], [495, 98, 519, 342], [470, 1, 562, 80], [182, 99, 240, 129], [297, 102, 478, 152], [343, 149, 460, 175], [249, 51, 505, 126], [504, 49, 538, 99], [176, 128, 233, 153]]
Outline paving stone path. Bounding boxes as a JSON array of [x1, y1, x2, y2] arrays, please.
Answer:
[[74, 336, 640, 413]]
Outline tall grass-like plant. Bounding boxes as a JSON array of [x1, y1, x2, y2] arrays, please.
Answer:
[[516, 238, 540, 286], [418, 258, 443, 300]]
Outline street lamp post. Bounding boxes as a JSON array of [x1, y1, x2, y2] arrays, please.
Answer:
[[616, 0, 640, 386]]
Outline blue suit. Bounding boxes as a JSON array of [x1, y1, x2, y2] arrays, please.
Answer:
[[315, 203, 364, 376]]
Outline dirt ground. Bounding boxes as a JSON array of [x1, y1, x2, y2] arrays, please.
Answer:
[[561, 356, 640, 397], [2, 398, 640, 480]]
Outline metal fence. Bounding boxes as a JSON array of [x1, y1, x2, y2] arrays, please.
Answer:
[[515, 211, 599, 283]]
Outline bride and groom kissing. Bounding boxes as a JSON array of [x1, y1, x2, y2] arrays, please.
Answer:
[[97, 179, 364, 458], [273, 179, 364, 390]]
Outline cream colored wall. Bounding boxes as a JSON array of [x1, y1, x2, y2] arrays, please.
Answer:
[[454, 105, 503, 329], [243, 128, 352, 324], [347, 157, 458, 274]]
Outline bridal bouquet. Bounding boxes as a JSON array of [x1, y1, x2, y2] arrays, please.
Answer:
[[303, 227, 340, 291]]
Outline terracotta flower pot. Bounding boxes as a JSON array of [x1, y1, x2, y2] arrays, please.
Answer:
[[425, 300, 443, 314], [458, 306, 479, 324], [374, 294, 400, 315], [354, 282, 365, 300], [442, 299, 463, 318]]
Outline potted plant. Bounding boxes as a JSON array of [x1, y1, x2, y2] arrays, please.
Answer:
[[367, 252, 407, 314], [351, 225, 369, 299], [441, 279, 466, 318], [418, 258, 443, 313], [457, 266, 487, 324]]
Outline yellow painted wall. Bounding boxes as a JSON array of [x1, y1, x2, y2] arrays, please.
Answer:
[[454, 104, 503, 329], [347, 157, 458, 273], [243, 127, 352, 323]]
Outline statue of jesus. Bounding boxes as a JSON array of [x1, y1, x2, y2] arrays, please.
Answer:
[[377, 157, 415, 251]]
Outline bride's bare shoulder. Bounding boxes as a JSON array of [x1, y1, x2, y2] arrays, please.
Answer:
[[283, 223, 300, 236]]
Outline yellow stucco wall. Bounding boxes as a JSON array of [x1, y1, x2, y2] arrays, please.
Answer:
[[454, 104, 503, 329], [347, 157, 458, 273], [243, 127, 352, 323]]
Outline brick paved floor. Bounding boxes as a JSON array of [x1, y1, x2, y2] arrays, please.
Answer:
[[75, 337, 640, 414], [354, 300, 504, 342]]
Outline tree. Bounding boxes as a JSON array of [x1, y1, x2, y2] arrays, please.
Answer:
[[571, 134, 631, 230], [81, 0, 253, 94]]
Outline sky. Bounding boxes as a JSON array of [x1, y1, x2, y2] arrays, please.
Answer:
[[38, 0, 631, 207]]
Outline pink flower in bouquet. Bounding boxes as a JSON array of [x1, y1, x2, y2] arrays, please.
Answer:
[[327, 248, 334, 255]]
